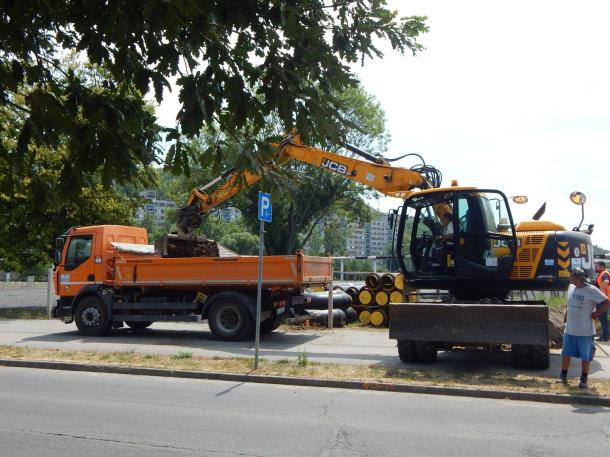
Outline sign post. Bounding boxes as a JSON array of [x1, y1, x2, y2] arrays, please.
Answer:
[[255, 192, 272, 369]]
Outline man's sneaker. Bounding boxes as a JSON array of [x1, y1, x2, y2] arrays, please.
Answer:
[[578, 380, 588, 389], [558, 373, 568, 385]]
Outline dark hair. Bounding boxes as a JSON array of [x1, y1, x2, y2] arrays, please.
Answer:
[[596, 260, 606, 268], [571, 267, 588, 279]]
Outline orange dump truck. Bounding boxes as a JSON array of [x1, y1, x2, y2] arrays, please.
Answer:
[[51, 225, 333, 340]]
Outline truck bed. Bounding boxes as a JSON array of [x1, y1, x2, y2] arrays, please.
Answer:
[[113, 251, 332, 290]]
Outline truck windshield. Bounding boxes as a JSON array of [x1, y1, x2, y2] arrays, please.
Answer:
[[64, 235, 93, 270]]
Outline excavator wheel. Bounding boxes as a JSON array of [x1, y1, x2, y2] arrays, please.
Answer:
[[414, 341, 438, 363], [510, 344, 531, 368], [397, 340, 417, 363], [531, 345, 550, 369]]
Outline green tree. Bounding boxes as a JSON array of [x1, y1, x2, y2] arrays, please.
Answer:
[[152, 84, 391, 256], [220, 232, 259, 255], [233, 84, 388, 255], [1, 1, 427, 182], [321, 216, 350, 256], [0, 68, 148, 270], [0, 174, 140, 271], [138, 212, 156, 237]]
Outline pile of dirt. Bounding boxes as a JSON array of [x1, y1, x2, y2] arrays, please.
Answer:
[[548, 305, 566, 348], [154, 234, 219, 258]]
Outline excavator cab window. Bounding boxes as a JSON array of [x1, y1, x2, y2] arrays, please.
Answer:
[[398, 189, 516, 281], [403, 191, 456, 276], [455, 191, 516, 277]]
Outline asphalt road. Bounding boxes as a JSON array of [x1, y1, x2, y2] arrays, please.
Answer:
[[1, 366, 608, 457], [2, 320, 610, 380]]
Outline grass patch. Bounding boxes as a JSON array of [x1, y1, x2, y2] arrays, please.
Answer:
[[0, 345, 608, 398], [297, 349, 308, 367], [171, 350, 193, 360], [0, 307, 48, 320], [533, 293, 567, 308]]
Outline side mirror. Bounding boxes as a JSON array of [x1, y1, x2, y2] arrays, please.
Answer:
[[570, 191, 587, 231], [53, 237, 65, 266], [570, 191, 586, 205], [511, 196, 528, 204]]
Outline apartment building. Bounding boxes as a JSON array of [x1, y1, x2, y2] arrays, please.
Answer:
[[135, 190, 178, 226]]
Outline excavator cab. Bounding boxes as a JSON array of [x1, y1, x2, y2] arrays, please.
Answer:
[[396, 188, 518, 298]]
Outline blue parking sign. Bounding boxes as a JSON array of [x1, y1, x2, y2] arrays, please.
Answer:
[[258, 192, 272, 222]]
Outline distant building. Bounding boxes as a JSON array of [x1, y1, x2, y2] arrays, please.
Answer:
[[345, 211, 393, 257], [220, 206, 242, 222], [135, 190, 178, 227], [306, 209, 393, 257]]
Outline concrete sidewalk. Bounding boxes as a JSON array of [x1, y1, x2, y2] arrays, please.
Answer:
[[1, 319, 609, 380]]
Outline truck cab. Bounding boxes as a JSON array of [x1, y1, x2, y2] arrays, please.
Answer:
[[53, 226, 148, 314]]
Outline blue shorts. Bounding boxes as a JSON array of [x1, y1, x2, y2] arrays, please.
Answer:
[[562, 334, 595, 361]]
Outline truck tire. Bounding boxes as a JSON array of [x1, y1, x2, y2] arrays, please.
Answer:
[[75, 296, 110, 337], [208, 293, 254, 341], [511, 344, 531, 368], [397, 340, 417, 363], [531, 345, 550, 369], [125, 321, 153, 331], [260, 314, 283, 334], [415, 341, 437, 363]]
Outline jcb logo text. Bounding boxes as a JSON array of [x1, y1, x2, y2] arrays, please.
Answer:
[[321, 158, 348, 175]]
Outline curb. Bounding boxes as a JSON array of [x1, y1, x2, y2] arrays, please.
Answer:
[[1, 358, 608, 407]]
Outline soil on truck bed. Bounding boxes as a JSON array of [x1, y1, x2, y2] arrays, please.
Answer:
[[154, 234, 220, 258]]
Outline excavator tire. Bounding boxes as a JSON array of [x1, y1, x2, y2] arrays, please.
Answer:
[[397, 340, 417, 363], [414, 341, 438, 363], [531, 345, 550, 369], [510, 344, 531, 368]]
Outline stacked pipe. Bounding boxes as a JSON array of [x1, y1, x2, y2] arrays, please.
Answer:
[[354, 272, 405, 327]]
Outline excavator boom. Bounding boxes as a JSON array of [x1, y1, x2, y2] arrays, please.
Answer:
[[180, 133, 431, 233]]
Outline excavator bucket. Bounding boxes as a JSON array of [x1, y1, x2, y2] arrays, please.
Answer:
[[389, 302, 549, 345]]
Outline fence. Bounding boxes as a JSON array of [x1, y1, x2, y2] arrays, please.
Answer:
[[0, 268, 55, 315]]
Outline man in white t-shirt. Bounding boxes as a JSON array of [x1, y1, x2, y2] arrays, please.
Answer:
[[560, 268, 610, 389]]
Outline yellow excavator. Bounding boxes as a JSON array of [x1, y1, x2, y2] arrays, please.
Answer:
[[177, 132, 595, 368]]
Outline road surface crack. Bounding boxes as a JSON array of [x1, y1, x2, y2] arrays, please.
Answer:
[[0, 427, 264, 456]]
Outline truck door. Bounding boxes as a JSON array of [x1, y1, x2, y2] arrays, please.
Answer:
[[57, 234, 95, 297]]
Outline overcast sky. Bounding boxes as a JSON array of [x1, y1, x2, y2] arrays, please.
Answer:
[[358, 0, 609, 249], [155, 0, 609, 249]]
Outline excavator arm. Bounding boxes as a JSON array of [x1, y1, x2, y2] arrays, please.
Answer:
[[179, 133, 432, 233]]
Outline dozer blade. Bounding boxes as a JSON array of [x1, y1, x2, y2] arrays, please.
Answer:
[[389, 303, 549, 346]]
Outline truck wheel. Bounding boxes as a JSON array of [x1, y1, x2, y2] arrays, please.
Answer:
[[397, 340, 417, 363], [511, 344, 531, 368], [531, 345, 550, 369], [260, 314, 283, 334], [75, 296, 110, 337], [415, 341, 437, 363], [125, 321, 153, 331], [208, 294, 254, 341]]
